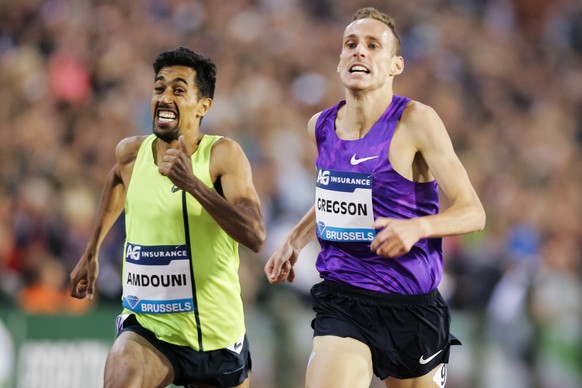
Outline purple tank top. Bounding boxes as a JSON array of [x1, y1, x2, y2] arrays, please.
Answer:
[[314, 96, 442, 294]]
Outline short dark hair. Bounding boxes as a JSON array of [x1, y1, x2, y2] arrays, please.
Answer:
[[153, 47, 216, 99], [352, 7, 401, 56]]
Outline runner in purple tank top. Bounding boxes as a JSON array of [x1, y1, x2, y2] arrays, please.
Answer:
[[265, 7, 485, 388]]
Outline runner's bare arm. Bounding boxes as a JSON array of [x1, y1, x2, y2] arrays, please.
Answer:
[[371, 102, 485, 257], [69, 136, 143, 299], [160, 136, 266, 252], [265, 113, 320, 283]]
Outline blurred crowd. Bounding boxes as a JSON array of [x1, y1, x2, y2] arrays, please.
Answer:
[[0, 0, 581, 387]]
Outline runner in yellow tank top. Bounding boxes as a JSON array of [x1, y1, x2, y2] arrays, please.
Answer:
[[123, 133, 244, 351], [69, 47, 266, 388]]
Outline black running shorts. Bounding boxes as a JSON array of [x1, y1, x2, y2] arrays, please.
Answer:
[[310, 280, 460, 379], [117, 314, 251, 387]]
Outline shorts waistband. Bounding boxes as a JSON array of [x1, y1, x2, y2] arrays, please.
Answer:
[[321, 280, 439, 306]]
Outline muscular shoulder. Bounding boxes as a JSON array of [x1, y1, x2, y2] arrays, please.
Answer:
[[401, 100, 440, 129], [399, 100, 447, 149], [115, 135, 148, 166], [211, 136, 242, 156], [308, 111, 323, 129], [307, 111, 323, 143], [209, 137, 248, 172]]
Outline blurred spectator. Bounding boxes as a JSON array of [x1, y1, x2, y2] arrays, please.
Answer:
[[530, 231, 582, 387], [18, 255, 91, 315]]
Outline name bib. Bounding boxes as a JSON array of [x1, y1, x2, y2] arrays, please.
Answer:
[[315, 168, 375, 242], [122, 244, 194, 314]]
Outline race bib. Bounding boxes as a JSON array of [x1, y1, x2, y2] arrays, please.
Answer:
[[122, 244, 194, 314], [315, 168, 375, 242]]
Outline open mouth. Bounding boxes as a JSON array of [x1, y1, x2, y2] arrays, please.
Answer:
[[349, 65, 370, 74], [157, 109, 178, 123]]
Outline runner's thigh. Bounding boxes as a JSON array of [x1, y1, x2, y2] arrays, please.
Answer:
[[105, 331, 174, 388], [306, 335, 373, 388]]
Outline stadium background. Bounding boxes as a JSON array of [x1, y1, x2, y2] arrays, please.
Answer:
[[0, 0, 581, 387]]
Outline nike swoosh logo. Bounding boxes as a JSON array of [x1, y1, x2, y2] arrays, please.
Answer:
[[350, 154, 379, 165], [419, 349, 443, 365]]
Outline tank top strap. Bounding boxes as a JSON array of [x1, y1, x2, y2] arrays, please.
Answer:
[[376, 95, 410, 138]]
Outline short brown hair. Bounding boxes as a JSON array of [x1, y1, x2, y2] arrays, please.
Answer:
[[352, 7, 401, 55]]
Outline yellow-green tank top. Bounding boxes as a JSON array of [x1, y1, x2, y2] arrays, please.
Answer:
[[121, 134, 245, 351]]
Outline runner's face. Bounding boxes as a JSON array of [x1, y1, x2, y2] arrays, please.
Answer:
[[151, 66, 208, 142], [338, 18, 400, 91]]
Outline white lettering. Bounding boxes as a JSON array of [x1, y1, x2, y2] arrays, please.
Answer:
[[329, 176, 371, 186], [126, 245, 141, 261], [317, 170, 330, 185], [140, 250, 188, 258], [324, 230, 375, 241], [141, 302, 192, 313]]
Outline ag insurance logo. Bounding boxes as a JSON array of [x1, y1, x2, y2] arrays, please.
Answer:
[[126, 244, 141, 261], [317, 169, 330, 185]]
